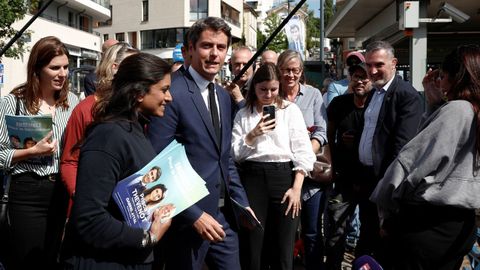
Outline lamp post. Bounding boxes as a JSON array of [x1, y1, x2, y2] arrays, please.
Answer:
[[320, 0, 325, 62]]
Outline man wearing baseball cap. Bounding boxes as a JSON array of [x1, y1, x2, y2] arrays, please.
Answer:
[[326, 51, 365, 106], [172, 43, 185, 72]]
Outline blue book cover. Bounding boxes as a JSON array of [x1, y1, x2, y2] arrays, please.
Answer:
[[113, 140, 209, 230]]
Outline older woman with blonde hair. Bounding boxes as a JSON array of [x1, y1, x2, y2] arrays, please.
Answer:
[[277, 49, 328, 270], [61, 43, 139, 214]]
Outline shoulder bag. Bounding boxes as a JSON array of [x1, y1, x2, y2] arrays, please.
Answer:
[[310, 144, 333, 184], [0, 96, 20, 229]]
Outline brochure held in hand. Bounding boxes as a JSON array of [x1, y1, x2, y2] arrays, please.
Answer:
[[113, 140, 209, 230], [5, 114, 52, 149], [5, 114, 53, 165]]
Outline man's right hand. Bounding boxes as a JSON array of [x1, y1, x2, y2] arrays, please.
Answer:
[[193, 212, 225, 242], [224, 82, 245, 104]]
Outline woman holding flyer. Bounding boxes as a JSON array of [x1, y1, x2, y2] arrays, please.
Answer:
[[62, 53, 172, 269], [0, 36, 79, 269]]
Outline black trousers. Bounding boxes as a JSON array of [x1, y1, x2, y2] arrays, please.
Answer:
[[6, 172, 67, 270], [352, 166, 384, 261], [387, 204, 476, 270], [238, 161, 298, 270]]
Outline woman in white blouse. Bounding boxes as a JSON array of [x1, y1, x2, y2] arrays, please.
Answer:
[[231, 62, 315, 270]]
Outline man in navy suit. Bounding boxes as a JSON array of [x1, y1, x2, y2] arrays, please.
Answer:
[[356, 41, 423, 263], [148, 17, 252, 270]]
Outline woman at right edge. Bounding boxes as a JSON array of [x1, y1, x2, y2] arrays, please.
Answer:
[[371, 44, 480, 269]]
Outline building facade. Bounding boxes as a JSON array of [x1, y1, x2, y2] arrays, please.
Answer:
[[1, 0, 110, 96], [97, 0, 244, 60]]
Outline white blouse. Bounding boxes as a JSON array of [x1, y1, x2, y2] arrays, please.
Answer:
[[231, 100, 315, 174]]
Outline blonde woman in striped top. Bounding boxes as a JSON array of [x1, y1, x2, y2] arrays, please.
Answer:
[[0, 36, 79, 269]]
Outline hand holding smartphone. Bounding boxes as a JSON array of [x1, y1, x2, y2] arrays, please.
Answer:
[[262, 105, 276, 131], [262, 105, 276, 121]]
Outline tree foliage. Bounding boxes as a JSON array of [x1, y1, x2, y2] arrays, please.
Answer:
[[324, 0, 334, 26], [0, 0, 38, 59], [261, 13, 287, 53], [305, 9, 320, 51]]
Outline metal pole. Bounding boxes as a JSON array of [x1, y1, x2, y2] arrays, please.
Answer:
[[320, 0, 325, 61], [0, 0, 55, 58], [232, 0, 307, 83]]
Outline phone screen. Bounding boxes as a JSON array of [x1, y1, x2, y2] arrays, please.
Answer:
[[262, 105, 275, 121]]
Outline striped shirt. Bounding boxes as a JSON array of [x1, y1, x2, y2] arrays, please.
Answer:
[[0, 92, 79, 176]]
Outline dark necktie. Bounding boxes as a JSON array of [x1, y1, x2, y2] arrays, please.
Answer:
[[208, 83, 225, 205], [208, 82, 221, 144]]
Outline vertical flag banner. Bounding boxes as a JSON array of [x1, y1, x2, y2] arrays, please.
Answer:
[[285, 15, 306, 60]]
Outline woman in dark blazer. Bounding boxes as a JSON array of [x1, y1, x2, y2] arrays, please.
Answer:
[[62, 53, 172, 270]]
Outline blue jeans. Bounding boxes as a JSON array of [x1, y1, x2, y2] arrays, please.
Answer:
[[301, 186, 327, 270]]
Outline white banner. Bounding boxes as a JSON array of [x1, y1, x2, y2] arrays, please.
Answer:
[[285, 15, 306, 60]]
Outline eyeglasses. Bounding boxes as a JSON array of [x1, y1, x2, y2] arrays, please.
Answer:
[[281, 67, 302, 75], [351, 74, 370, 84]]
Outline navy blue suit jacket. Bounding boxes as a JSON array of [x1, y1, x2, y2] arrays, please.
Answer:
[[364, 75, 424, 179], [148, 68, 249, 227]]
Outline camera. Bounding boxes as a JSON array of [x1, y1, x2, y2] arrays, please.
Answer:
[[439, 2, 470, 23]]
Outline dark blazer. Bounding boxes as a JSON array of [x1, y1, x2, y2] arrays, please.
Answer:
[[148, 68, 249, 227], [364, 75, 424, 179]]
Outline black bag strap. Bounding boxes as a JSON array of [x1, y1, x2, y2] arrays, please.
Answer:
[[2, 96, 21, 202], [15, 95, 20, 116]]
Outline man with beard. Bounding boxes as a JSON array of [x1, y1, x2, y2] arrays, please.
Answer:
[[357, 40, 423, 265], [325, 63, 372, 270]]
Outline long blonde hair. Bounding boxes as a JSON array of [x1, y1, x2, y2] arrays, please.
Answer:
[[95, 42, 139, 104]]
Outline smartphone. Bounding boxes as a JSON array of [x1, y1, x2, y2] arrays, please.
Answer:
[[262, 105, 276, 121]]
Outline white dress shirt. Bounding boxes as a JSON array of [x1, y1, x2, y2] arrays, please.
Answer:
[[231, 100, 315, 174], [189, 66, 221, 122]]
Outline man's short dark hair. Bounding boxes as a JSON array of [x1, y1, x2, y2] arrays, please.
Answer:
[[183, 29, 190, 49], [188, 17, 232, 49]]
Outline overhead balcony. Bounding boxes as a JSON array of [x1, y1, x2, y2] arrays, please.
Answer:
[[54, 0, 111, 21]]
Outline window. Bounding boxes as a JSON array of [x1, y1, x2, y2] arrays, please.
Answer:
[[68, 12, 74, 27], [79, 15, 91, 32], [221, 2, 240, 26], [129, 32, 138, 48], [142, 0, 149, 22], [116, 33, 125, 42], [190, 0, 208, 21], [141, 28, 188, 50], [103, 34, 109, 41]]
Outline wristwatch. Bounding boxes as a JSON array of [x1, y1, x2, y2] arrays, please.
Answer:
[[141, 230, 158, 248], [141, 230, 151, 248]]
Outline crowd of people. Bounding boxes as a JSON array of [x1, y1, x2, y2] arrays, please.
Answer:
[[1, 16, 480, 270]]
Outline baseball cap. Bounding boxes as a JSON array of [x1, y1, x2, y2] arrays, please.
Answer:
[[348, 62, 367, 76], [346, 51, 365, 66], [172, 43, 184, 63]]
